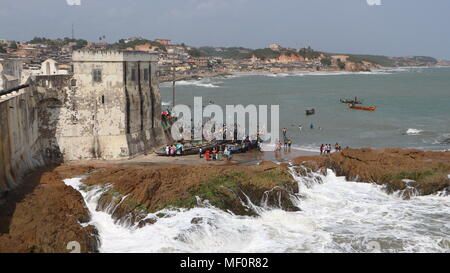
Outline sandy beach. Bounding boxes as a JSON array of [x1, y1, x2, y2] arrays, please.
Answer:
[[229, 68, 346, 76], [160, 68, 362, 83], [66, 148, 319, 168]]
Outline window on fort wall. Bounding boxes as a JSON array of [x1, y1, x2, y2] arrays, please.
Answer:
[[93, 69, 102, 83], [131, 68, 137, 82], [143, 68, 149, 81]]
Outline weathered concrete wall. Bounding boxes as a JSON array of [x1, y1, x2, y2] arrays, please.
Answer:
[[0, 89, 46, 194], [123, 60, 165, 157], [67, 50, 165, 160], [0, 59, 22, 90], [32, 75, 79, 161]]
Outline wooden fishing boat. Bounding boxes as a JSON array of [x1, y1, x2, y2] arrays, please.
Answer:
[[340, 98, 362, 104], [155, 141, 224, 156], [225, 142, 257, 154], [348, 104, 377, 111], [306, 109, 316, 116]]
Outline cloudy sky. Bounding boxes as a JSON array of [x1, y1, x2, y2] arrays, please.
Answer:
[[1, 0, 449, 59]]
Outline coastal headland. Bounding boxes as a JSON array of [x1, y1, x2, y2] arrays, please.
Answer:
[[1, 148, 449, 253]]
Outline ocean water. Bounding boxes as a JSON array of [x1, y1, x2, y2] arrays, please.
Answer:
[[64, 168, 450, 253], [161, 67, 450, 151], [58, 69, 450, 253]]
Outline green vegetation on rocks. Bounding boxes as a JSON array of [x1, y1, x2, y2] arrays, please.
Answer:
[[337, 59, 346, 70], [345, 54, 438, 67], [28, 37, 88, 50], [298, 47, 322, 59], [197, 47, 253, 59], [251, 48, 281, 60], [113, 38, 167, 52], [321, 58, 332, 66], [81, 164, 300, 226], [187, 48, 206, 57]]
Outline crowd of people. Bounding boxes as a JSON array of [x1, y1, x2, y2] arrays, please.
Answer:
[[162, 123, 346, 159], [163, 143, 185, 156], [274, 128, 293, 151], [201, 146, 233, 161], [275, 139, 292, 151], [320, 143, 342, 155]]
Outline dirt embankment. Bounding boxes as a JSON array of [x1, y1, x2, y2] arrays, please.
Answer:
[[0, 166, 99, 253], [292, 148, 450, 197], [80, 162, 299, 227]]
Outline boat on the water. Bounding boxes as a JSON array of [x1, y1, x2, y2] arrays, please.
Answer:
[[306, 109, 316, 116], [348, 104, 377, 111], [340, 98, 362, 104]]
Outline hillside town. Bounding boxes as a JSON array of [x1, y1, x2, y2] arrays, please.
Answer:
[[1, 36, 445, 87]]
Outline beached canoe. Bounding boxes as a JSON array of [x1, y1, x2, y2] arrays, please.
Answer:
[[348, 104, 377, 111], [155, 140, 231, 156]]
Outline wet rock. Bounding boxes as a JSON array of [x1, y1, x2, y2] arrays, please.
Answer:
[[0, 166, 100, 253], [0, 191, 8, 206], [137, 218, 157, 228], [191, 217, 204, 224], [81, 163, 300, 222], [293, 148, 450, 197]]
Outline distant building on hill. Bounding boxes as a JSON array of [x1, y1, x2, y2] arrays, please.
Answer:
[[268, 43, 282, 51], [129, 44, 160, 52], [40, 59, 69, 75], [155, 39, 171, 46], [331, 55, 349, 62]]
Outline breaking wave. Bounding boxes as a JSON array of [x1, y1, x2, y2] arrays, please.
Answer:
[[64, 167, 450, 253], [244, 71, 394, 78], [161, 78, 222, 88], [406, 128, 424, 136]]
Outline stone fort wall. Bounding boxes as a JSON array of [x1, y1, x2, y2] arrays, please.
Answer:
[[0, 50, 166, 197]]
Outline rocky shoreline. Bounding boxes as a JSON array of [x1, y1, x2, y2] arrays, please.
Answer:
[[159, 71, 231, 83], [1, 148, 449, 253], [81, 161, 299, 228], [0, 166, 99, 253], [293, 148, 450, 198]]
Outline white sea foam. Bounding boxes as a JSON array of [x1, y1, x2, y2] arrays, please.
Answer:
[[252, 71, 393, 78], [266, 73, 291, 78], [64, 168, 450, 253], [160, 78, 221, 88], [176, 80, 221, 88], [291, 144, 320, 153], [406, 128, 424, 136], [302, 71, 392, 76]]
